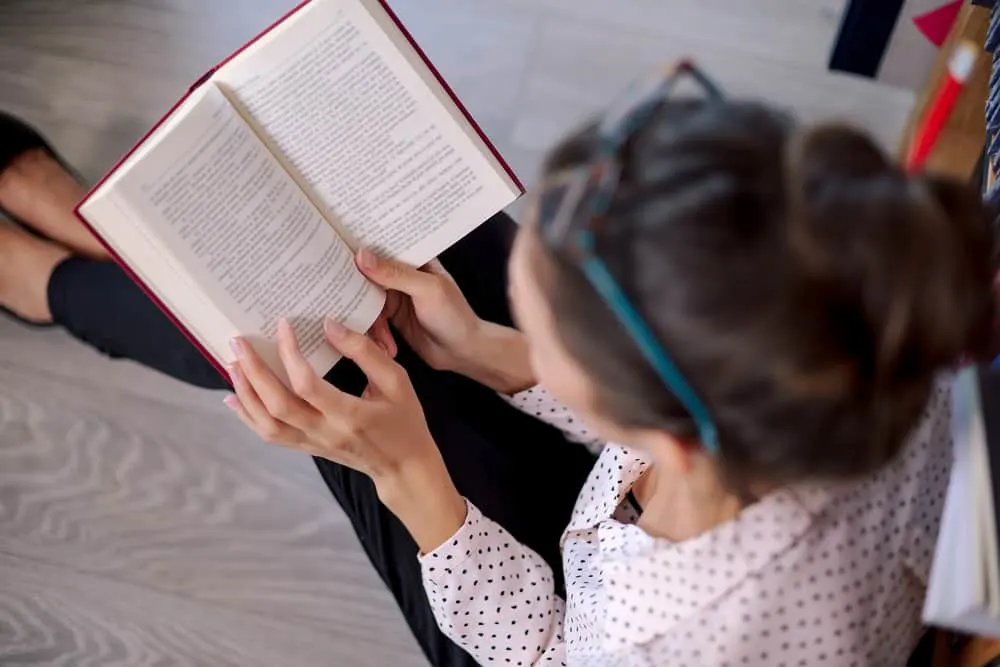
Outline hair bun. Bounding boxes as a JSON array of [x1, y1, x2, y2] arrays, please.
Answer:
[[786, 124, 997, 394]]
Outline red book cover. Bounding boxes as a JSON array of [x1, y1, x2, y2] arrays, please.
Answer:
[[73, 0, 523, 383]]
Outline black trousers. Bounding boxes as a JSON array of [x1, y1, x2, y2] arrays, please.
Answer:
[[47, 213, 595, 666]]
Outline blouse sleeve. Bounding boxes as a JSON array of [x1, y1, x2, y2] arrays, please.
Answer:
[[420, 501, 567, 665], [504, 386, 605, 452]]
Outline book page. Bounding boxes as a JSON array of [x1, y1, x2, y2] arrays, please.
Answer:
[[92, 84, 383, 378], [212, 0, 521, 267], [80, 192, 231, 366]]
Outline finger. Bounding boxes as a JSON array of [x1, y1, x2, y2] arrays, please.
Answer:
[[275, 319, 352, 414], [381, 289, 403, 321], [224, 394, 313, 452], [223, 394, 255, 426], [357, 247, 437, 297], [227, 365, 304, 444], [368, 315, 398, 358], [231, 336, 316, 431], [229, 361, 270, 425], [324, 318, 407, 395]]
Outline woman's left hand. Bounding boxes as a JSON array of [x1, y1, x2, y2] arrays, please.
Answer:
[[225, 318, 467, 550]]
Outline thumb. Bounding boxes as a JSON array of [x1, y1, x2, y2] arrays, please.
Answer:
[[357, 247, 435, 297]]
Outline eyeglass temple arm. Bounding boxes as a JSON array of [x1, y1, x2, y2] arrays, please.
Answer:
[[577, 249, 720, 454]]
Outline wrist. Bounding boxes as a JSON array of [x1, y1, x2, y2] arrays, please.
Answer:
[[455, 321, 536, 394], [376, 458, 467, 554]]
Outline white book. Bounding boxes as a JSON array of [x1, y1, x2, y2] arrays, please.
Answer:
[[924, 365, 1000, 636], [75, 0, 522, 383]]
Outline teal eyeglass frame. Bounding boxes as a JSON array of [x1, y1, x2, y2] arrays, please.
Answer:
[[537, 60, 723, 455]]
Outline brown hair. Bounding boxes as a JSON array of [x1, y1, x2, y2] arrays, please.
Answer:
[[533, 99, 997, 487]]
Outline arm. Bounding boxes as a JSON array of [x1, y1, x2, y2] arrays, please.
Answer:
[[225, 304, 570, 665], [438, 312, 606, 449], [450, 318, 535, 395], [419, 501, 567, 666]]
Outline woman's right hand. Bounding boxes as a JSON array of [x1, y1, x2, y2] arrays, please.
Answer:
[[358, 248, 535, 394]]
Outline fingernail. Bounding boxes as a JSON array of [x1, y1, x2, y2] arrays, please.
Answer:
[[223, 395, 239, 411], [277, 318, 292, 335], [358, 247, 377, 271], [325, 318, 347, 339], [230, 337, 245, 359], [228, 363, 242, 383]]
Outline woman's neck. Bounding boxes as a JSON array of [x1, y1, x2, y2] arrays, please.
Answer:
[[632, 453, 744, 542]]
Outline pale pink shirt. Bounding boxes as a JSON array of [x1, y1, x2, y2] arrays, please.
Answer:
[[420, 383, 952, 666]]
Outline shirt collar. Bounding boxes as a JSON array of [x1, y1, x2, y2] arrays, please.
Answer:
[[563, 445, 839, 646], [598, 487, 832, 646], [562, 444, 651, 536]]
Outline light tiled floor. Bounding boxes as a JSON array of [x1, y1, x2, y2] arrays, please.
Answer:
[[0, 0, 916, 664]]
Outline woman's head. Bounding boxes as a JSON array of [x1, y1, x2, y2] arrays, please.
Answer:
[[509, 96, 997, 489]]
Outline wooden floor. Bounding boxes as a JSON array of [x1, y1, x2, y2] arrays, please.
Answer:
[[0, 1, 917, 665]]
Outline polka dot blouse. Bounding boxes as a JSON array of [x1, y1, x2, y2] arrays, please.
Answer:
[[419, 383, 952, 666]]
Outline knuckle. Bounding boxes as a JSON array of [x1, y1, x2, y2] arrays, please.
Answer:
[[269, 395, 294, 421], [291, 371, 320, 401], [341, 421, 365, 443], [378, 257, 400, 280], [425, 354, 448, 372], [354, 333, 381, 358], [321, 437, 346, 458], [349, 407, 376, 433], [385, 364, 408, 392], [259, 420, 284, 443]]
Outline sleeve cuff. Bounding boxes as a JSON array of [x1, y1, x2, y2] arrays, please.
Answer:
[[418, 499, 482, 583]]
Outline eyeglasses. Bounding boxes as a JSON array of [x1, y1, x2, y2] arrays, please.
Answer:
[[536, 60, 724, 455]]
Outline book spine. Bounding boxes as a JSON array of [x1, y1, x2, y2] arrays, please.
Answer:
[[190, 68, 217, 92]]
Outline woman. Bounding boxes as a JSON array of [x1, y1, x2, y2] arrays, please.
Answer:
[[4, 59, 994, 663], [0, 111, 595, 667], [224, 66, 997, 665]]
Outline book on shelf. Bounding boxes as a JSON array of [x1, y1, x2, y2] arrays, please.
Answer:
[[924, 364, 1000, 637]]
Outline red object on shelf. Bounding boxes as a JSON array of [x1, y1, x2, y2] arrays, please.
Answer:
[[906, 40, 979, 171], [914, 0, 964, 48]]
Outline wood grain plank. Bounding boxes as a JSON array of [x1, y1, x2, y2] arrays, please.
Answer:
[[0, 363, 420, 655], [0, 552, 426, 667]]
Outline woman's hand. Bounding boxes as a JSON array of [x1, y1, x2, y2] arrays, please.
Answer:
[[358, 248, 535, 394], [225, 317, 467, 552]]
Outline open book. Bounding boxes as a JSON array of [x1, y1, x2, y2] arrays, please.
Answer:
[[75, 0, 522, 382], [924, 365, 1000, 637]]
